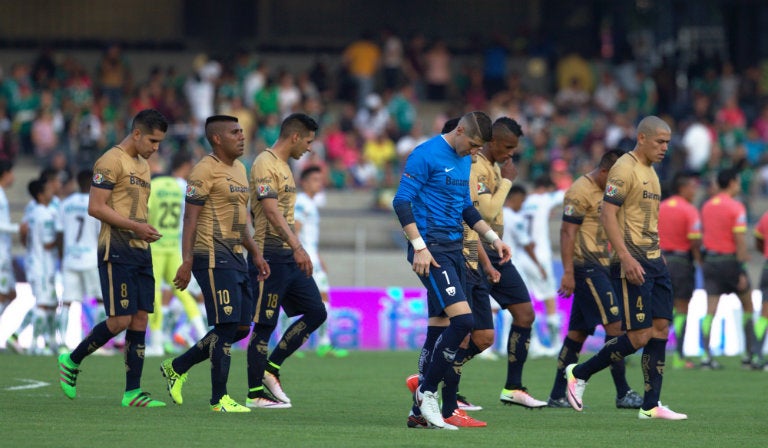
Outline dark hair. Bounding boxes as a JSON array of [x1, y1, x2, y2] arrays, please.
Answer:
[[716, 168, 739, 189], [170, 150, 193, 172], [280, 113, 319, 138], [461, 111, 492, 142], [508, 184, 527, 197], [300, 165, 323, 181], [599, 149, 625, 170], [204, 115, 238, 145], [441, 117, 460, 134], [0, 160, 13, 177], [77, 169, 93, 192], [39, 167, 60, 184], [28, 178, 44, 200], [534, 175, 555, 189], [132, 109, 168, 134], [493, 117, 524, 138]]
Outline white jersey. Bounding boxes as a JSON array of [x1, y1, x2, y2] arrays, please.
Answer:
[[504, 207, 533, 265], [294, 192, 321, 266], [59, 192, 100, 271], [23, 195, 61, 223], [25, 202, 58, 281], [0, 186, 19, 261], [520, 190, 564, 262]]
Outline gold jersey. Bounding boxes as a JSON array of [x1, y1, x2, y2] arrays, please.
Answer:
[[562, 174, 610, 268], [185, 154, 249, 271], [250, 149, 297, 260], [92, 146, 152, 265], [603, 152, 663, 269], [462, 161, 481, 271]]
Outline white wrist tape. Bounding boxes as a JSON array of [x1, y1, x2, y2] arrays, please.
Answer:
[[410, 236, 427, 251], [484, 229, 500, 245]]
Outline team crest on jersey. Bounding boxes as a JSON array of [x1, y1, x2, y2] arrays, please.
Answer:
[[223, 305, 233, 316], [92, 173, 104, 184], [605, 184, 618, 197], [563, 204, 575, 216], [476, 182, 489, 194], [265, 309, 274, 319], [120, 299, 129, 309], [446, 286, 456, 296], [258, 184, 271, 196], [185, 185, 196, 197], [636, 312, 645, 323]]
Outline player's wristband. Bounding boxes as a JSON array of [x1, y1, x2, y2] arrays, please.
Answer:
[[483, 229, 500, 245], [410, 236, 427, 252]]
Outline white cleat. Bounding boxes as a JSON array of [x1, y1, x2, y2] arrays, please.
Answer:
[[638, 402, 688, 420], [415, 387, 445, 428], [263, 371, 291, 404]]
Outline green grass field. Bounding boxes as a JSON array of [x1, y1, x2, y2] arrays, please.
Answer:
[[2, 350, 765, 447]]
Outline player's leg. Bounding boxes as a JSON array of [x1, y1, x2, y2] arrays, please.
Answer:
[[548, 289, 587, 407], [148, 253, 168, 355], [700, 257, 731, 368]]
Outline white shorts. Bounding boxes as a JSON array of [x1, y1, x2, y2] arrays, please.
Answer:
[[0, 258, 16, 295], [313, 267, 329, 294], [29, 274, 58, 307], [516, 255, 557, 301], [62, 268, 102, 303]]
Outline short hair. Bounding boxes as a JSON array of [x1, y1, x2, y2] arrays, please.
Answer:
[[300, 165, 323, 182], [131, 109, 168, 134], [39, 167, 59, 184], [459, 111, 492, 142], [508, 184, 527, 197], [28, 178, 44, 200], [204, 115, 238, 145], [76, 169, 93, 192], [716, 168, 739, 189], [493, 117, 524, 138], [170, 150, 193, 172], [0, 160, 13, 177], [534, 175, 555, 189], [441, 117, 460, 134], [637, 115, 670, 138], [670, 170, 697, 195], [279, 113, 319, 139], [599, 149, 625, 170]]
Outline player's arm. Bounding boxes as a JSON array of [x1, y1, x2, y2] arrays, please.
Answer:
[[477, 240, 500, 283], [467, 208, 511, 264], [242, 212, 270, 281], [734, 229, 750, 264], [173, 201, 202, 291], [558, 220, 579, 297], [756, 231, 765, 254], [476, 179, 512, 223], [261, 196, 312, 277], [600, 200, 645, 285], [88, 186, 160, 243]]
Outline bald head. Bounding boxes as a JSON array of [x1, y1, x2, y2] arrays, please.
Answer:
[[637, 115, 670, 139]]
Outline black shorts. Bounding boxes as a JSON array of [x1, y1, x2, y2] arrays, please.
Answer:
[[612, 268, 673, 331], [702, 254, 749, 296], [251, 261, 324, 326], [100, 262, 154, 317], [759, 261, 768, 303], [569, 266, 622, 334], [465, 265, 494, 331], [194, 268, 253, 325], [664, 252, 696, 300], [486, 250, 530, 307]]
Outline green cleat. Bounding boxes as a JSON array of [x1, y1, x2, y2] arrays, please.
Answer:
[[160, 358, 187, 405], [211, 395, 251, 412], [121, 389, 166, 407], [58, 353, 80, 399], [317, 344, 350, 358]]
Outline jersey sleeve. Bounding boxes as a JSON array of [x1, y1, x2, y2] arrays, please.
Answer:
[[562, 187, 587, 225], [733, 202, 747, 233], [603, 160, 633, 207], [251, 159, 279, 201], [185, 163, 211, 206], [92, 152, 121, 190], [294, 195, 308, 223], [393, 147, 429, 203], [687, 206, 702, 240], [755, 213, 768, 239]]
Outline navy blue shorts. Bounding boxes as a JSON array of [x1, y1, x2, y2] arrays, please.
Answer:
[[486, 251, 530, 307], [194, 268, 253, 325], [409, 247, 467, 318], [569, 266, 622, 334], [611, 266, 673, 331], [465, 265, 494, 331], [100, 262, 154, 317], [250, 261, 324, 326]]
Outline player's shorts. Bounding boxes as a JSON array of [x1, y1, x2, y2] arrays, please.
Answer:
[[313, 267, 330, 294], [515, 254, 557, 301], [465, 265, 494, 331], [569, 266, 622, 334], [251, 261, 325, 326], [0, 258, 16, 296], [611, 265, 673, 331], [759, 261, 768, 303], [409, 245, 468, 318], [100, 262, 155, 316], [702, 253, 750, 296], [194, 267, 253, 325], [486, 250, 530, 308], [61, 267, 102, 303], [28, 271, 58, 307], [663, 251, 695, 300]]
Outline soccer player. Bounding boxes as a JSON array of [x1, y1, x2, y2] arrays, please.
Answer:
[[700, 168, 756, 369], [246, 113, 327, 409], [658, 171, 701, 369], [147, 150, 208, 356], [565, 116, 687, 420], [57, 169, 103, 348], [57, 109, 168, 408], [547, 149, 643, 409], [160, 115, 269, 412], [294, 165, 349, 358], [519, 175, 565, 354], [0, 161, 20, 321], [393, 111, 511, 429], [751, 210, 768, 370]]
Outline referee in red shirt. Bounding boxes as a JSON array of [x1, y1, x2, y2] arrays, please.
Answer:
[[658, 171, 701, 369]]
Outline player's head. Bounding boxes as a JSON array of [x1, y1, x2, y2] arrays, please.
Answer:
[[130, 109, 168, 159], [280, 113, 319, 160], [205, 115, 244, 161], [441, 117, 460, 134], [299, 165, 324, 197], [506, 184, 527, 211], [28, 178, 47, 204], [635, 115, 671, 164], [488, 117, 524, 164], [451, 111, 492, 157], [594, 149, 625, 189], [76, 169, 93, 193], [670, 170, 698, 202], [170, 150, 194, 176], [716, 167, 740, 194], [0, 160, 14, 187], [533, 174, 555, 191], [39, 167, 62, 198]]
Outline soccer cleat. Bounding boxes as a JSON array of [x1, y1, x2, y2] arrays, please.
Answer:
[[406, 411, 458, 430], [405, 373, 419, 394], [700, 358, 723, 370], [7, 334, 24, 354], [443, 408, 487, 427], [499, 388, 547, 409], [547, 397, 570, 408], [316, 344, 350, 358], [58, 353, 80, 399], [263, 371, 291, 403], [211, 395, 251, 412], [121, 390, 166, 407], [245, 390, 292, 409], [616, 390, 643, 409], [160, 358, 188, 405], [457, 393, 483, 411], [415, 387, 446, 428], [638, 402, 687, 420], [672, 354, 696, 369], [565, 363, 587, 411]]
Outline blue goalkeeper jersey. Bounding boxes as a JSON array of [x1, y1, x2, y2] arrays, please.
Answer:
[[393, 134, 472, 244]]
